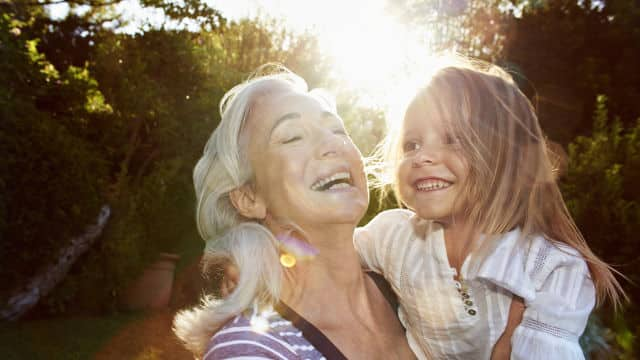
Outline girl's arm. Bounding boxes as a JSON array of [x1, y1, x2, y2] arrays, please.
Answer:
[[509, 244, 595, 360], [475, 233, 595, 360], [490, 296, 525, 360], [354, 209, 415, 273]]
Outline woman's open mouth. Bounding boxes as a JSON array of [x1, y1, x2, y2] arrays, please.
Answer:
[[310, 171, 353, 191]]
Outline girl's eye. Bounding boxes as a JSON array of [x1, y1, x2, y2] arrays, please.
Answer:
[[444, 133, 461, 145], [333, 128, 347, 135], [282, 135, 302, 144], [403, 141, 421, 153]]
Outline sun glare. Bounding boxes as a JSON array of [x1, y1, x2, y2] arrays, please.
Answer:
[[49, 0, 441, 119], [311, 1, 435, 111], [213, 0, 438, 116]]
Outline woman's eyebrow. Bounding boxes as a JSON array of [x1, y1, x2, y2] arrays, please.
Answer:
[[269, 112, 301, 138], [321, 111, 345, 124], [321, 111, 338, 119]]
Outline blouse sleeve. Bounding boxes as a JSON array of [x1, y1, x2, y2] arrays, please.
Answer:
[[354, 209, 413, 273], [510, 243, 595, 360]]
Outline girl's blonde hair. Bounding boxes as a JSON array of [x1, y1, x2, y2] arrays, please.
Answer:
[[376, 57, 625, 308], [172, 65, 309, 357]]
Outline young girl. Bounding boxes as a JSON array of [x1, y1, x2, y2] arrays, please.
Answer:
[[354, 58, 625, 359]]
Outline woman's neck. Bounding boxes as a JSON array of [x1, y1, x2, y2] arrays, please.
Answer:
[[279, 223, 369, 320]]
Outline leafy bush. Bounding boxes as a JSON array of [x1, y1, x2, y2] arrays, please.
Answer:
[[561, 95, 639, 358], [0, 14, 108, 302]]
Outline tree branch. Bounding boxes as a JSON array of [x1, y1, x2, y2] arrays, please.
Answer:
[[24, 0, 120, 7]]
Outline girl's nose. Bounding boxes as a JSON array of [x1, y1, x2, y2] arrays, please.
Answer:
[[412, 147, 438, 168]]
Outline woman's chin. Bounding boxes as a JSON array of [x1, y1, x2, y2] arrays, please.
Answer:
[[304, 202, 368, 228]]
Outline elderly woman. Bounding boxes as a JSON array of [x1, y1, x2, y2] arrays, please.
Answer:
[[173, 66, 415, 359]]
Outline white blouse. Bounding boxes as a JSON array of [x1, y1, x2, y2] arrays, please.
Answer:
[[354, 209, 595, 360]]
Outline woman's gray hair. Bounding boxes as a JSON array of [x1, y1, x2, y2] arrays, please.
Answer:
[[173, 65, 309, 357]]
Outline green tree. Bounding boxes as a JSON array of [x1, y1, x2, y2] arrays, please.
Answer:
[[9, 6, 340, 314], [561, 95, 639, 357], [0, 12, 109, 301], [498, 0, 640, 144]]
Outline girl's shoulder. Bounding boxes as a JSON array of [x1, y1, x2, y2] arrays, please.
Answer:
[[526, 234, 590, 286], [493, 229, 587, 269], [475, 230, 590, 301], [360, 208, 434, 240], [358, 208, 415, 236], [368, 208, 416, 224]]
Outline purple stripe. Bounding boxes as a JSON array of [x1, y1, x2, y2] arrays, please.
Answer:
[[205, 313, 326, 360], [213, 328, 296, 355], [206, 340, 291, 360]]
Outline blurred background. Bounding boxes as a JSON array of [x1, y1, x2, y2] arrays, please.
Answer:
[[0, 0, 638, 358]]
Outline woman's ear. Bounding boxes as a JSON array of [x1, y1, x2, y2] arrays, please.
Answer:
[[229, 185, 267, 220]]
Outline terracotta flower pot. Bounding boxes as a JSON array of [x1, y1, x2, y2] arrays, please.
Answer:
[[121, 252, 180, 311]]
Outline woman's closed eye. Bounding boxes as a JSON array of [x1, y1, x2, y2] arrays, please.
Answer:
[[281, 134, 303, 144]]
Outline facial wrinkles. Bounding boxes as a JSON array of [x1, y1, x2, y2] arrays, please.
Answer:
[[251, 92, 356, 204]]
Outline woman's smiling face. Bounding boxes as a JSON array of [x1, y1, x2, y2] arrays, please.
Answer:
[[242, 88, 369, 230]]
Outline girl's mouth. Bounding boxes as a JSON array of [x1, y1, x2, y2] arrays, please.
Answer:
[[414, 178, 452, 192]]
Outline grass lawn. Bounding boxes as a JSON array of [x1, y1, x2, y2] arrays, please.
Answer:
[[0, 312, 142, 359], [0, 232, 203, 359]]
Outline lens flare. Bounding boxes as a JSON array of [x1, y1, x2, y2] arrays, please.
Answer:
[[280, 253, 297, 268], [276, 233, 319, 267], [250, 313, 270, 333]]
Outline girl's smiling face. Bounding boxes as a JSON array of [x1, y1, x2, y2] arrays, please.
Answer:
[[243, 89, 369, 231], [396, 98, 470, 224]]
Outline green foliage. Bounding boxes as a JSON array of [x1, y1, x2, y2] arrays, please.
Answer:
[[140, 0, 226, 30], [42, 29, 218, 313], [0, 13, 108, 300], [499, 0, 640, 143], [5, 9, 338, 315], [561, 96, 640, 358]]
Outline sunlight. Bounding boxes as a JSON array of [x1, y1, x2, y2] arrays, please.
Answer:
[[214, 0, 438, 115], [309, 1, 436, 112], [49, 0, 441, 117], [322, 13, 424, 98]]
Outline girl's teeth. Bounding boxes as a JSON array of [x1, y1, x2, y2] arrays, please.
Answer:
[[417, 180, 450, 191]]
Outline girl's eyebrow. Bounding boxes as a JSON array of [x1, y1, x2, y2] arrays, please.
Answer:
[[402, 128, 419, 137]]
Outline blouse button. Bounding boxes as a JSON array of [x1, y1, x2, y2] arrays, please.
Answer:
[[465, 300, 474, 306], [467, 309, 477, 316], [455, 281, 462, 290], [461, 293, 469, 299]]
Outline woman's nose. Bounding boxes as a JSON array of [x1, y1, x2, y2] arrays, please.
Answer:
[[316, 131, 346, 159]]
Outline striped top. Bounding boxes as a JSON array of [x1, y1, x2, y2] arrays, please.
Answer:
[[354, 209, 595, 360], [205, 305, 328, 360], [205, 273, 396, 359]]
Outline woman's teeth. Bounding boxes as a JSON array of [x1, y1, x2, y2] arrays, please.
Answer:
[[416, 179, 451, 191], [311, 172, 351, 191], [326, 182, 350, 190]]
